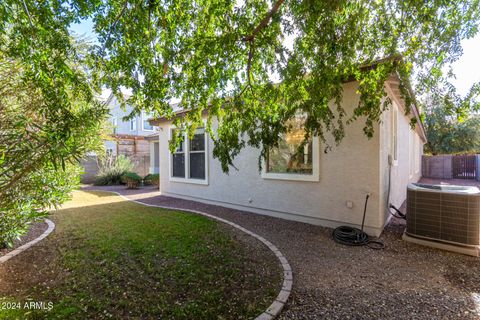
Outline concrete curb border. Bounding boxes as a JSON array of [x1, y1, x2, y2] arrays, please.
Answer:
[[102, 190, 292, 320], [0, 219, 55, 264]]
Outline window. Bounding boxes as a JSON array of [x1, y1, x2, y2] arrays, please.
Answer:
[[392, 104, 398, 164], [130, 118, 137, 131], [142, 112, 154, 131], [189, 128, 206, 179], [169, 127, 208, 184], [262, 114, 319, 182], [171, 130, 185, 178]]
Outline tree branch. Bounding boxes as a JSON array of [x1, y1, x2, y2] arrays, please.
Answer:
[[21, 0, 34, 28], [243, 0, 285, 42], [247, 41, 255, 86]]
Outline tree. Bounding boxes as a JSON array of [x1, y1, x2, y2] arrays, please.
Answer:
[[1, 1, 480, 178], [85, 0, 480, 171], [0, 2, 109, 246], [424, 91, 480, 155]]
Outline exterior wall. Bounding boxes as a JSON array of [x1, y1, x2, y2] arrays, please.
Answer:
[[378, 87, 425, 227], [158, 82, 388, 236], [104, 96, 158, 154], [108, 97, 156, 136]]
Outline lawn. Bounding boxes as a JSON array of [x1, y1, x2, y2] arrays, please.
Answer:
[[0, 190, 281, 319]]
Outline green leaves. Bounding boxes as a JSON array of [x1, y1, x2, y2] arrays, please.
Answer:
[[2, 1, 480, 177], [0, 2, 109, 245], [424, 90, 480, 155], [82, 0, 480, 171]]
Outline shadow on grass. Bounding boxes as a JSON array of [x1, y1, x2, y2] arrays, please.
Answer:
[[0, 190, 282, 320]]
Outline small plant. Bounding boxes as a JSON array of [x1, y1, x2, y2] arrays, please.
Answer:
[[94, 155, 134, 185], [122, 172, 142, 189], [144, 173, 159, 186]]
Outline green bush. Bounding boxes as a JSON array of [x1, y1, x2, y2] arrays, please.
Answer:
[[94, 155, 134, 185], [120, 171, 137, 184], [0, 164, 81, 248], [122, 172, 142, 189], [144, 173, 159, 186]]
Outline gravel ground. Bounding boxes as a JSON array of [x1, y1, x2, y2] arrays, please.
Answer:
[[82, 184, 480, 320], [0, 221, 48, 258]]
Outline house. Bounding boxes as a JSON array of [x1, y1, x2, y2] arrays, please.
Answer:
[[149, 72, 426, 237], [105, 96, 160, 175], [80, 96, 160, 183]]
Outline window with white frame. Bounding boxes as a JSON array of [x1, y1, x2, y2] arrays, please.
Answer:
[[189, 128, 206, 179], [392, 105, 398, 164], [170, 127, 207, 183], [130, 118, 137, 131], [142, 111, 154, 131], [171, 130, 185, 178], [263, 114, 319, 182]]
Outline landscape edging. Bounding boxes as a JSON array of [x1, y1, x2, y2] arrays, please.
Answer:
[[105, 190, 292, 320], [0, 219, 55, 264]]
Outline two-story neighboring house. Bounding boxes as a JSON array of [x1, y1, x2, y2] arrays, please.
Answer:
[[105, 95, 159, 175]]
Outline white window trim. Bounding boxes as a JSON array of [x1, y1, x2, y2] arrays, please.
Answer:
[[392, 103, 399, 166], [261, 136, 320, 182], [168, 125, 209, 185], [142, 111, 155, 131], [130, 118, 137, 131]]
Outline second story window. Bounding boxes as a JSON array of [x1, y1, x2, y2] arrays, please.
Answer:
[[142, 111, 154, 131], [130, 118, 137, 131]]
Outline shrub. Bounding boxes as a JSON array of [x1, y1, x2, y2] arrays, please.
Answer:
[[94, 155, 134, 185], [144, 173, 159, 186], [122, 172, 142, 189], [0, 164, 81, 248]]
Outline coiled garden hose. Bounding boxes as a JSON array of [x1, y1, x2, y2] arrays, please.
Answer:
[[332, 194, 385, 250]]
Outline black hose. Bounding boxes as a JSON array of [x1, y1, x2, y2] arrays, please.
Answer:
[[389, 204, 406, 220], [332, 194, 385, 250]]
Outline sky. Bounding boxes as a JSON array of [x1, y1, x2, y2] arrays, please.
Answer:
[[70, 19, 480, 98]]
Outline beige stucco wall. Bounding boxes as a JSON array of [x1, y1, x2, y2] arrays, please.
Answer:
[[378, 86, 425, 228], [157, 82, 391, 236]]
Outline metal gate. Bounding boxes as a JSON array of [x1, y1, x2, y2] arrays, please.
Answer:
[[452, 155, 477, 179]]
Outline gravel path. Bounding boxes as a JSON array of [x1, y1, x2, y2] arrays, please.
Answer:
[[82, 185, 480, 320]]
